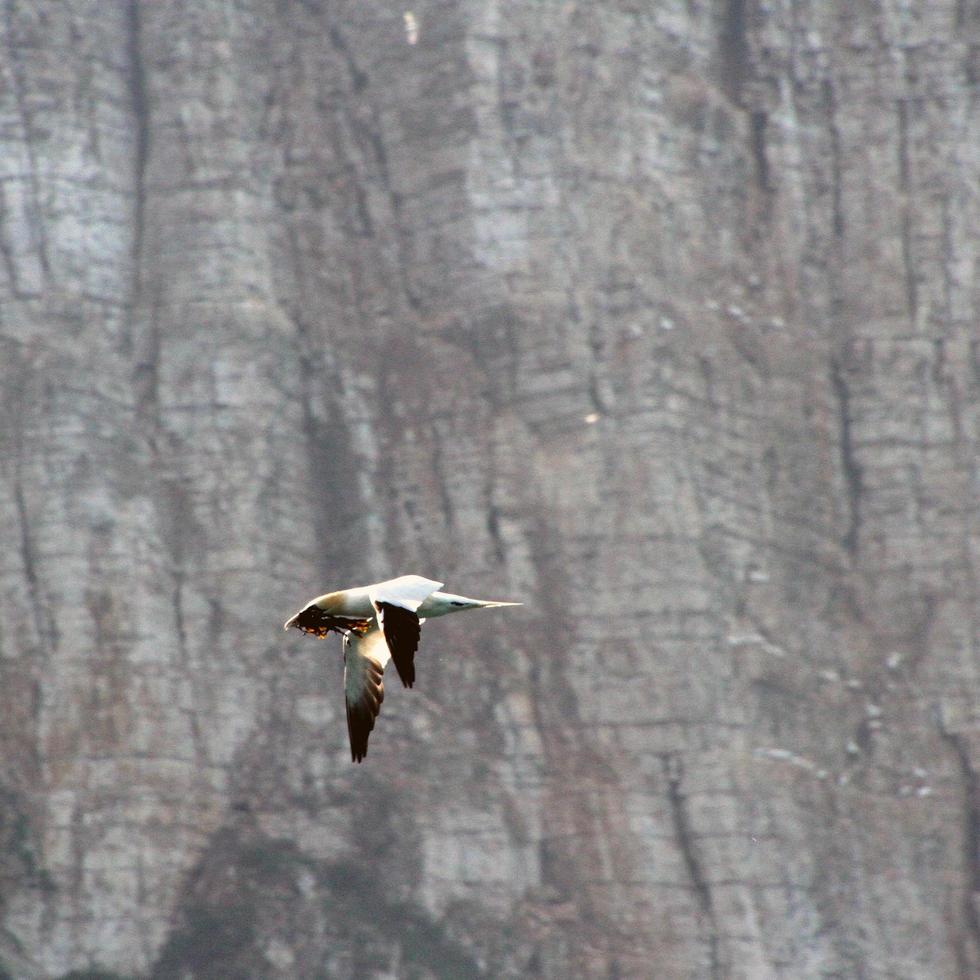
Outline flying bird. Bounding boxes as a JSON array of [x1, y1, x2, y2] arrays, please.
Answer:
[[283, 575, 520, 762]]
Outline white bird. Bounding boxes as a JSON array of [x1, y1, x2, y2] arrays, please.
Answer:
[[283, 575, 521, 762]]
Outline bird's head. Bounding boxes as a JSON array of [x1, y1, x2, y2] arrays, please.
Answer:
[[282, 604, 333, 637], [283, 592, 343, 636]]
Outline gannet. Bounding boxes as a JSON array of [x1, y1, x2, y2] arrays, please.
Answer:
[[283, 575, 520, 762]]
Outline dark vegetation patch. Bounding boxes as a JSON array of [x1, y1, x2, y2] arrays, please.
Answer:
[[153, 827, 484, 978], [0, 787, 54, 895], [322, 860, 484, 979]]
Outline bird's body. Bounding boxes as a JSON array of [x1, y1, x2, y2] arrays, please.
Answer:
[[296, 580, 510, 622], [283, 575, 520, 761]]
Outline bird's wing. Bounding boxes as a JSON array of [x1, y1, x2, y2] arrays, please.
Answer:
[[367, 577, 442, 690], [367, 575, 444, 610], [343, 627, 391, 763], [373, 601, 422, 689]]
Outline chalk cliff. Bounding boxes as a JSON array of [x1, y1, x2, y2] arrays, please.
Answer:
[[0, 2, 977, 976]]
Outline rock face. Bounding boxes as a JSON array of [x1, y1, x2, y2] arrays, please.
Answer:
[[0, 1, 977, 977]]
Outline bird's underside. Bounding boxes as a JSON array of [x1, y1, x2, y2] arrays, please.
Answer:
[[283, 575, 520, 762], [287, 604, 373, 639]]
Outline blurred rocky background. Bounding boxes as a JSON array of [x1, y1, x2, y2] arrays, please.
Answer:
[[0, 1, 978, 977]]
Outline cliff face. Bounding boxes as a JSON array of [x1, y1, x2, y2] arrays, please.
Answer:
[[0, 1, 977, 977]]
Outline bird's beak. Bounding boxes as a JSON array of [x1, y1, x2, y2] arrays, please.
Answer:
[[283, 616, 298, 632]]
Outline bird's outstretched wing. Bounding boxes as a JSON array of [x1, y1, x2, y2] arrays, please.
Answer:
[[373, 602, 422, 688], [344, 628, 391, 763], [368, 576, 443, 688]]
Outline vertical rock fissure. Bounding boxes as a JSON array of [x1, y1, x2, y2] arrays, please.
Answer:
[[2, 0, 51, 279], [749, 110, 770, 192], [172, 572, 207, 769], [896, 99, 917, 322], [662, 754, 721, 980], [125, 0, 149, 291], [719, 0, 748, 106], [13, 474, 56, 652], [298, 354, 340, 583], [0, 183, 29, 297], [429, 425, 457, 533], [486, 501, 506, 564], [290, 311, 365, 581], [829, 358, 862, 556], [938, 725, 980, 974], [126, 0, 159, 430], [824, 80, 845, 241], [325, 20, 421, 311], [326, 23, 368, 92]]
